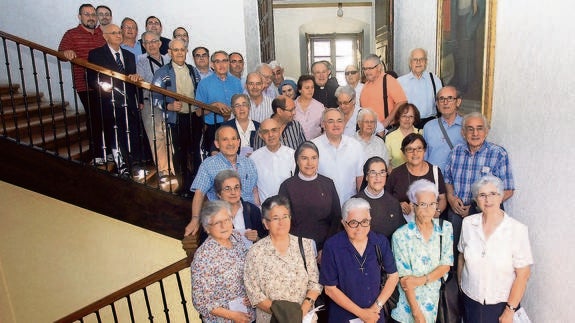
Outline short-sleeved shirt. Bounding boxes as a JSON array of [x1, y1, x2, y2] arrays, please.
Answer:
[[320, 231, 397, 323], [249, 94, 274, 123], [391, 219, 454, 323], [354, 131, 390, 166], [250, 145, 295, 202], [385, 127, 423, 169], [423, 115, 465, 173], [443, 141, 514, 205], [253, 120, 306, 151], [195, 73, 243, 124], [398, 71, 443, 119], [360, 73, 407, 123], [458, 213, 533, 304], [190, 153, 258, 203], [294, 97, 325, 140], [385, 162, 447, 204]]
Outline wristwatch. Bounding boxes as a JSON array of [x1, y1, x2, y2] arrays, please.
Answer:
[[506, 303, 518, 312], [305, 297, 315, 306], [376, 299, 384, 310]]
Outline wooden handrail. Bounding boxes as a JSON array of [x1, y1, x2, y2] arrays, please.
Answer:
[[0, 30, 228, 118], [54, 257, 190, 323]]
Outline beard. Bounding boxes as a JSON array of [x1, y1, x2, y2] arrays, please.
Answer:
[[82, 20, 97, 30]]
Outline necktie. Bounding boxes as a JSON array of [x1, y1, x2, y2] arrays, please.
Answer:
[[115, 52, 125, 71]]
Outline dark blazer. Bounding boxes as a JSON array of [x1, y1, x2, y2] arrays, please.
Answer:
[[88, 44, 141, 114]]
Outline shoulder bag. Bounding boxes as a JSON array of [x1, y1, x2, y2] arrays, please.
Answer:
[[375, 244, 399, 319]]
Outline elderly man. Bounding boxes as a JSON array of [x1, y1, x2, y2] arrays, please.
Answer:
[[250, 118, 295, 202], [96, 5, 112, 26], [185, 125, 259, 236], [88, 24, 144, 177], [245, 72, 273, 123], [336, 85, 384, 137], [360, 54, 407, 129], [141, 16, 170, 55], [255, 63, 277, 98], [398, 48, 443, 128], [152, 38, 202, 193], [192, 46, 213, 79], [444, 112, 515, 257], [312, 108, 365, 205], [172, 27, 193, 63], [423, 86, 466, 172], [58, 4, 106, 163], [253, 96, 306, 151], [311, 60, 339, 108], [137, 31, 173, 187], [269, 60, 296, 90], [120, 18, 142, 60], [229, 52, 245, 81], [196, 50, 244, 158]]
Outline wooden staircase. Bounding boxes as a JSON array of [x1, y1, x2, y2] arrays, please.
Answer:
[[0, 83, 90, 161]]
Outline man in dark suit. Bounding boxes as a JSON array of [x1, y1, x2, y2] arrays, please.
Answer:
[[88, 23, 145, 177]]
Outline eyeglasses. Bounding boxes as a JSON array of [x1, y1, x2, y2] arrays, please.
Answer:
[[265, 215, 291, 223], [230, 59, 244, 64], [122, 26, 137, 30], [232, 102, 249, 109], [413, 202, 438, 209], [400, 115, 415, 120], [246, 82, 262, 87], [146, 21, 161, 26], [337, 98, 354, 106], [326, 119, 344, 124], [437, 96, 458, 103], [209, 217, 232, 227], [81, 12, 97, 17], [404, 146, 424, 154], [105, 31, 122, 36], [213, 59, 229, 64], [411, 57, 427, 63], [345, 218, 371, 228], [368, 170, 387, 177], [465, 126, 486, 133], [345, 70, 359, 76], [98, 13, 111, 17], [222, 184, 241, 193], [281, 107, 295, 113], [143, 39, 160, 45], [477, 192, 500, 200], [170, 48, 186, 53], [259, 127, 280, 135], [174, 34, 188, 38], [194, 53, 208, 58], [361, 63, 380, 71]]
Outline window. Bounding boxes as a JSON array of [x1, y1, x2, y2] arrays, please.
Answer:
[[307, 33, 363, 85]]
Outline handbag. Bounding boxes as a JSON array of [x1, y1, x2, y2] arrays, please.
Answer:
[[298, 236, 325, 308], [436, 219, 463, 323], [375, 244, 399, 319]]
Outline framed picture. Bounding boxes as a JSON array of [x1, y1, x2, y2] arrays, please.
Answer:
[[436, 0, 497, 120]]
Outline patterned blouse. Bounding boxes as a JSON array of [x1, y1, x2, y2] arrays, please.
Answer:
[[191, 231, 255, 322], [391, 219, 453, 323], [244, 234, 323, 323]]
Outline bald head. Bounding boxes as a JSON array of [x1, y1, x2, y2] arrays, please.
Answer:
[[102, 24, 122, 49]]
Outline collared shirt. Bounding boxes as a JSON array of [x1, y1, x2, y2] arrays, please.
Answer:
[[444, 141, 515, 205], [190, 152, 258, 203], [235, 119, 257, 148], [250, 145, 295, 202], [294, 97, 324, 140], [253, 120, 306, 151], [360, 73, 407, 123], [354, 131, 390, 165], [312, 134, 365, 205], [385, 127, 423, 169], [398, 71, 443, 118], [196, 73, 243, 124], [344, 106, 385, 137], [458, 213, 533, 304], [391, 219, 454, 323], [120, 42, 143, 62], [248, 95, 274, 123], [423, 115, 466, 173], [107, 46, 124, 66]]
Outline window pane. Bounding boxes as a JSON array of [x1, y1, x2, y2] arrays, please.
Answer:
[[313, 41, 331, 57], [335, 39, 353, 56]]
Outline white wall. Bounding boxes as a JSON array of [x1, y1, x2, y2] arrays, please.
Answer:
[[395, 1, 575, 320]]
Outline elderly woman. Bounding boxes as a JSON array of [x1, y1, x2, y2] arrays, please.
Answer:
[[335, 85, 385, 138], [355, 156, 405, 240], [294, 75, 325, 140], [386, 133, 447, 222], [278, 141, 341, 256], [458, 175, 533, 323], [218, 93, 260, 156], [279, 79, 298, 100], [244, 195, 322, 322], [391, 179, 453, 323], [355, 108, 391, 163], [385, 103, 422, 169], [214, 169, 267, 248], [191, 200, 255, 323], [320, 197, 399, 323], [344, 64, 364, 99]]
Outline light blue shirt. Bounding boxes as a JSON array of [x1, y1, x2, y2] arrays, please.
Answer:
[[398, 71, 443, 118], [423, 115, 465, 172], [120, 43, 143, 63], [196, 73, 243, 124]]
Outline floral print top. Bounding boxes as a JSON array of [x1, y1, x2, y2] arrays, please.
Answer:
[[191, 231, 255, 322], [244, 234, 322, 322], [391, 219, 453, 323]]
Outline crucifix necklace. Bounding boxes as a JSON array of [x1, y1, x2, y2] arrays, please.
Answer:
[[353, 252, 367, 273]]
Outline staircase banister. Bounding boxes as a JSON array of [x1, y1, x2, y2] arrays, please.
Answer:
[[0, 30, 228, 118], [54, 257, 192, 323]]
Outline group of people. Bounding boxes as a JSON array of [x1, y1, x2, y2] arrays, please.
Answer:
[[57, 4, 533, 322]]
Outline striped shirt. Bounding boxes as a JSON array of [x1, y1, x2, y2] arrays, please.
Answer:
[[444, 141, 514, 205], [249, 95, 274, 123], [253, 120, 306, 151], [58, 25, 106, 92]]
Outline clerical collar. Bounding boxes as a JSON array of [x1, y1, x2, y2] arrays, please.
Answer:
[[298, 172, 318, 181], [364, 187, 384, 199]]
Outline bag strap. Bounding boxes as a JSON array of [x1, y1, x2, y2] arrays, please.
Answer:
[[437, 118, 454, 150], [299, 236, 308, 273], [433, 165, 440, 192], [375, 244, 384, 270], [430, 72, 439, 117], [439, 219, 446, 285], [382, 74, 389, 118]]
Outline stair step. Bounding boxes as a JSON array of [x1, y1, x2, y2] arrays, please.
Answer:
[[0, 83, 20, 95], [54, 139, 92, 161], [1, 101, 69, 119], [2, 109, 86, 138], [16, 124, 88, 150], [0, 91, 44, 106]]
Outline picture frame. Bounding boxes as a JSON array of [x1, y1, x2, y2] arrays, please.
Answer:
[[436, 0, 497, 120]]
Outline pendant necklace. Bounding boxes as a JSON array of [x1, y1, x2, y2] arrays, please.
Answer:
[[353, 252, 367, 273]]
